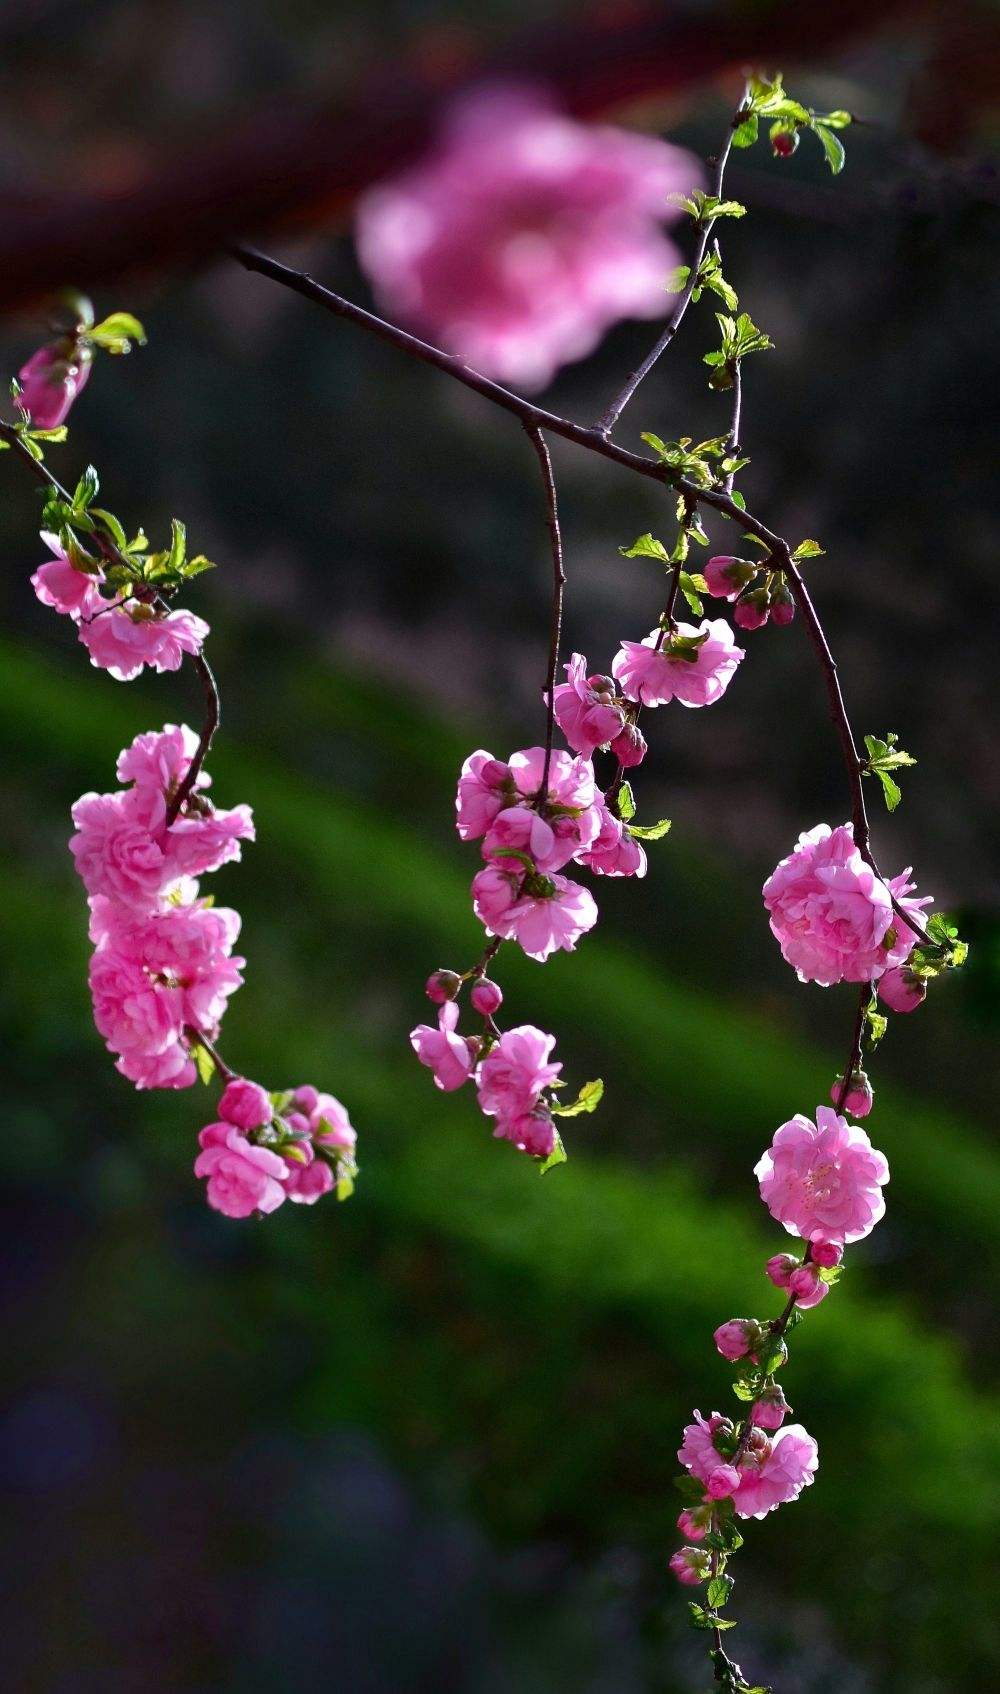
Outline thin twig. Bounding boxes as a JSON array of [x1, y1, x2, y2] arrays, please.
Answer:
[[595, 90, 747, 437], [835, 983, 871, 1113], [523, 424, 565, 800], [164, 648, 221, 824]]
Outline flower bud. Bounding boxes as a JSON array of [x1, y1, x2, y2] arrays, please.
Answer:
[[17, 339, 92, 429], [706, 1463, 742, 1500], [772, 128, 800, 158], [470, 976, 503, 1016], [789, 1263, 829, 1308], [677, 1504, 712, 1541], [769, 580, 796, 626], [877, 966, 926, 1013], [809, 1238, 843, 1269], [669, 1546, 711, 1586], [831, 1068, 874, 1118], [425, 969, 462, 1004], [752, 1384, 790, 1429], [610, 721, 647, 768], [765, 1253, 798, 1288], [733, 587, 770, 630], [713, 1318, 759, 1361], [704, 554, 757, 600]]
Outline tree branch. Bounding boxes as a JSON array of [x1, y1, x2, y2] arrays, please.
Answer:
[[523, 424, 566, 800]]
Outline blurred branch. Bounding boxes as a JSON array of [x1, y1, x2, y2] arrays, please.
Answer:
[[0, 0, 918, 313]]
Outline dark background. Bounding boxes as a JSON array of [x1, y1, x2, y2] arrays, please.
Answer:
[[0, 3, 997, 1690]]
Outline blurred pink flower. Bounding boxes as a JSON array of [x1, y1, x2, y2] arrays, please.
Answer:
[[356, 84, 702, 390]]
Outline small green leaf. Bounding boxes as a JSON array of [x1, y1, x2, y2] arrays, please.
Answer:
[[73, 465, 99, 510], [620, 532, 669, 563], [813, 123, 846, 175], [88, 311, 147, 354], [90, 507, 129, 551], [551, 1079, 604, 1119], [191, 1041, 216, 1086], [731, 111, 759, 149], [792, 538, 825, 559], [875, 768, 902, 812], [666, 264, 691, 294], [708, 1576, 734, 1610], [627, 818, 672, 841], [538, 1131, 568, 1173], [166, 518, 187, 575], [617, 782, 636, 822]]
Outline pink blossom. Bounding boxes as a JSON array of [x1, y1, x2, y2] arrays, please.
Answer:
[[669, 1546, 710, 1586], [481, 746, 599, 872], [878, 965, 927, 1013], [755, 1104, 889, 1246], [492, 1105, 556, 1160], [471, 862, 597, 961], [290, 1087, 357, 1154], [732, 1424, 818, 1519], [752, 1386, 790, 1430], [610, 721, 646, 768], [471, 977, 503, 1017], [765, 1253, 798, 1288], [733, 589, 771, 632], [283, 1142, 336, 1205], [410, 1001, 476, 1091], [116, 724, 207, 798], [704, 555, 755, 600], [194, 1122, 287, 1218], [31, 534, 105, 619], [762, 823, 930, 987], [89, 944, 185, 1065], [713, 1319, 758, 1362], [612, 620, 744, 709], [356, 85, 702, 391], [788, 1263, 829, 1309], [118, 1043, 197, 1090], [71, 786, 176, 912], [78, 602, 209, 683], [678, 1411, 735, 1485], [476, 1024, 560, 1119], [578, 800, 647, 879], [167, 803, 255, 879], [455, 750, 514, 841], [810, 1238, 843, 1269], [707, 1464, 742, 1501], [831, 1069, 873, 1118], [17, 340, 92, 428], [551, 654, 624, 755], [218, 1077, 273, 1131]]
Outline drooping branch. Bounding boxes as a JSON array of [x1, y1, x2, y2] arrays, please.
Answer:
[[523, 424, 566, 800]]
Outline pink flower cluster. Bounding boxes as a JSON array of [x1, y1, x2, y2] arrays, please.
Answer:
[[677, 1409, 818, 1522], [356, 84, 702, 391], [32, 532, 208, 682], [411, 1014, 562, 1161], [195, 1078, 357, 1218], [763, 822, 930, 987], [71, 725, 254, 1088], [704, 554, 796, 630]]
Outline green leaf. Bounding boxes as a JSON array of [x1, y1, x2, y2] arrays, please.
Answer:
[[28, 426, 68, 443], [88, 311, 147, 354], [731, 111, 759, 149], [336, 1169, 355, 1201], [813, 123, 846, 175], [166, 518, 187, 575], [756, 1337, 788, 1375], [665, 264, 691, 294], [875, 768, 902, 812], [627, 818, 672, 841], [708, 1576, 734, 1610], [673, 1472, 706, 1501], [538, 1130, 568, 1172], [73, 465, 99, 510], [678, 571, 703, 617], [182, 554, 217, 578], [551, 1079, 604, 1119], [616, 782, 636, 823], [819, 109, 853, 130], [792, 538, 825, 559], [620, 532, 669, 563], [90, 508, 129, 552], [191, 1041, 216, 1086]]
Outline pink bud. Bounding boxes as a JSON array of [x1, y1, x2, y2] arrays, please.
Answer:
[[610, 721, 647, 768], [751, 1384, 790, 1429], [704, 555, 756, 600], [831, 1068, 874, 1118], [17, 340, 92, 429], [713, 1319, 757, 1361], [765, 1253, 798, 1288], [218, 1077, 273, 1132], [733, 588, 770, 630], [789, 1263, 829, 1308], [769, 583, 796, 625], [669, 1546, 711, 1586], [677, 1505, 711, 1541], [772, 129, 800, 159], [425, 969, 462, 1004], [810, 1238, 843, 1269], [470, 977, 503, 1016], [706, 1463, 741, 1500], [878, 966, 926, 1014]]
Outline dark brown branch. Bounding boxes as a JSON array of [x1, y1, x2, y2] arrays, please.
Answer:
[[523, 424, 565, 800], [164, 649, 221, 825], [835, 984, 871, 1113]]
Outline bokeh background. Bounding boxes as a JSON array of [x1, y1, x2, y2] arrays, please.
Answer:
[[1, 3, 998, 1690]]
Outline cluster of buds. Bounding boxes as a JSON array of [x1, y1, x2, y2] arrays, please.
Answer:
[[704, 553, 796, 630]]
